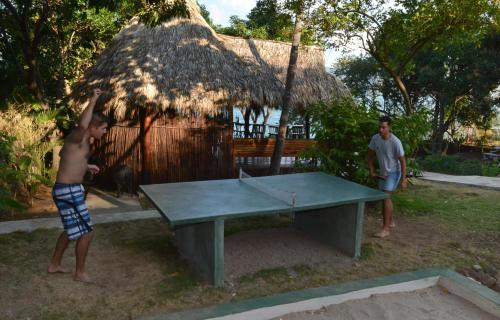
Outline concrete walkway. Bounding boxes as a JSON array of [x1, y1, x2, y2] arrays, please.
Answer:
[[0, 210, 159, 235], [421, 171, 500, 190]]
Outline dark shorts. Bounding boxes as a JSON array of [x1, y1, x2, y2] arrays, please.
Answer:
[[52, 183, 93, 240]]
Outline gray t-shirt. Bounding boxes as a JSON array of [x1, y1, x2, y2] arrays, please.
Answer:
[[368, 133, 404, 176]]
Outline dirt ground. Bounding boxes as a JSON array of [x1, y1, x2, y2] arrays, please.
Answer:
[[0, 185, 141, 222], [0, 180, 499, 319], [0, 185, 59, 221]]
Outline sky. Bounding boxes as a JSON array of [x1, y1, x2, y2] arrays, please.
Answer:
[[197, 0, 363, 70]]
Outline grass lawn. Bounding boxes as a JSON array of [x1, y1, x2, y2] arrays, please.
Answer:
[[0, 179, 499, 319]]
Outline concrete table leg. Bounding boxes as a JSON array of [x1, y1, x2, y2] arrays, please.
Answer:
[[294, 202, 365, 257], [173, 219, 225, 287]]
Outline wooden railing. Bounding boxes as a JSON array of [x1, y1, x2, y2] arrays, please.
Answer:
[[233, 139, 316, 157]]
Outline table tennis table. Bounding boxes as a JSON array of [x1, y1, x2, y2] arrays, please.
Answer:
[[140, 172, 388, 287]]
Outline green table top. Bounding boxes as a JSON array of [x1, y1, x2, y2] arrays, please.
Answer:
[[140, 172, 388, 226]]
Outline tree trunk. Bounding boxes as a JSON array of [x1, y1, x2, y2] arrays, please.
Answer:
[[391, 73, 412, 115], [24, 49, 44, 101], [268, 13, 303, 175], [243, 108, 251, 138], [431, 100, 448, 155], [431, 99, 441, 154], [373, 55, 413, 115], [140, 108, 154, 184], [262, 107, 272, 125], [304, 113, 310, 139]]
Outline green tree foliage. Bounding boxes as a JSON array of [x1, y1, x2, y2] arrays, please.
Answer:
[[417, 31, 500, 153], [299, 98, 430, 184], [0, 132, 26, 212], [299, 98, 379, 184], [315, 0, 499, 115], [197, 1, 218, 30], [247, 0, 293, 41], [335, 30, 500, 154], [0, 105, 60, 206], [0, 0, 189, 105], [137, 0, 189, 27], [214, 0, 317, 44]]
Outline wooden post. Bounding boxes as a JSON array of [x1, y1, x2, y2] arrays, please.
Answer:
[[140, 108, 154, 184], [305, 113, 311, 140]]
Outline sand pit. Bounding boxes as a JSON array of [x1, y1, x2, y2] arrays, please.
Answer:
[[151, 269, 500, 320], [271, 286, 499, 320]]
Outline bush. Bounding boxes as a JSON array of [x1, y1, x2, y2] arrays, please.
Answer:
[[481, 164, 500, 177], [298, 98, 430, 185], [298, 98, 379, 185], [391, 110, 431, 157], [0, 132, 26, 212], [418, 154, 500, 176], [0, 105, 61, 207]]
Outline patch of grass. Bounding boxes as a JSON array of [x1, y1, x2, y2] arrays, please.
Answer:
[[361, 242, 377, 260], [239, 267, 289, 285], [393, 180, 500, 231], [291, 264, 316, 277], [445, 241, 462, 250], [392, 196, 435, 215], [156, 270, 199, 298]]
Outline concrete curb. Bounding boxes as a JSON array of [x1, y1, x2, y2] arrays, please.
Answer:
[[0, 210, 160, 235]]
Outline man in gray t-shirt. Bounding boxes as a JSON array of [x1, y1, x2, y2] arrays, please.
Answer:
[[368, 116, 407, 238]]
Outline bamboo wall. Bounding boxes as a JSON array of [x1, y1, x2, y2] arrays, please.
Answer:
[[92, 113, 233, 190]]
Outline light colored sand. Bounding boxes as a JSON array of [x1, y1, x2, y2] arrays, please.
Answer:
[[224, 228, 352, 280], [272, 286, 499, 320]]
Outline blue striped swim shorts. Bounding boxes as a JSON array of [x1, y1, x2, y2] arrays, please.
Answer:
[[52, 183, 93, 240]]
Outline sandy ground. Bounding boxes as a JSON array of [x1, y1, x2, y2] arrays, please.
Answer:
[[0, 180, 499, 319], [272, 286, 499, 320], [225, 228, 352, 281], [1, 186, 141, 221]]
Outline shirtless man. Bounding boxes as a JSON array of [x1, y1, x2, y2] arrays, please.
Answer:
[[48, 88, 108, 282], [368, 116, 407, 238]]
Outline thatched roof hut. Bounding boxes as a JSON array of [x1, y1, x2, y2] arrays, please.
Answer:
[[70, 0, 348, 119], [71, 0, 350, 187]]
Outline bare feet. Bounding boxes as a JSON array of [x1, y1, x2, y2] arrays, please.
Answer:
[[47, 265, 68, 274], [74, 272, 94, 283], [380, 221, 396, 228], [374, 229, 390, 238]]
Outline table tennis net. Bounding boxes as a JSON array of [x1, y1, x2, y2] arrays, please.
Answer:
[[238, 169, 296, 207]]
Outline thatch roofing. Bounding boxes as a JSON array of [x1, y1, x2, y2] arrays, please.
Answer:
[[70, 0, 349, 120]]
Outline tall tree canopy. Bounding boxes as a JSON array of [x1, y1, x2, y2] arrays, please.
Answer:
[[315, 0, 500, 115], [335, 29, 500, 154]]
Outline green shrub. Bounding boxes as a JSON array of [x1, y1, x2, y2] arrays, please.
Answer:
[[0, 105, 61, 208], [298, 98, 378, 185], [0, 132, 26, 212], [419, 154, 500, 176], [481, 164, 500, 177], [298, 98, 430, 185]]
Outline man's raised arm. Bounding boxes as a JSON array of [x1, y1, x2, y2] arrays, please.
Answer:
[[70, 89, 103, 143]]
